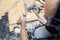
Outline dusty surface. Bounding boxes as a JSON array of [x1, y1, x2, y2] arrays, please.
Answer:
[[0, 0, 44, 39]]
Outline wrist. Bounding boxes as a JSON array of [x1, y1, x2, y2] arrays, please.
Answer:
[[21, 22, 25, 25], [21, 22, 26, 27]]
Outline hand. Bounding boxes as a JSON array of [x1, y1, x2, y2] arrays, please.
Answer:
[[19, 14, 26, 24], [38, 16, 47, 24]]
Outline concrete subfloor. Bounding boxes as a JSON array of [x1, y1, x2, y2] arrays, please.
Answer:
[[0, 21, 40, 40], [0, 33, 20, 40]]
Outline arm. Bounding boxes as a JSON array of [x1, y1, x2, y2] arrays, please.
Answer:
[[36, 0, 59, 24], [45, 0, 59, 20], [20, 22, 28, 40], [19, 14, 28, 40]]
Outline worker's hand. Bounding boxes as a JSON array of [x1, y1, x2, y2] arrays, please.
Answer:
[[19, 14, 26, 24], [38, 16, 47, 24]]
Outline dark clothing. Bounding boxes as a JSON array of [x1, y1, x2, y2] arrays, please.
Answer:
[[33, 36, 60, 40], [55, 2, 60, 19]]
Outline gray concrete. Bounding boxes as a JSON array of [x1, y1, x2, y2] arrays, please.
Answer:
[[0, 20, 41, 40]]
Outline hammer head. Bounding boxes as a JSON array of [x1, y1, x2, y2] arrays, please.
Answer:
[[27, 4, 36, 11]]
